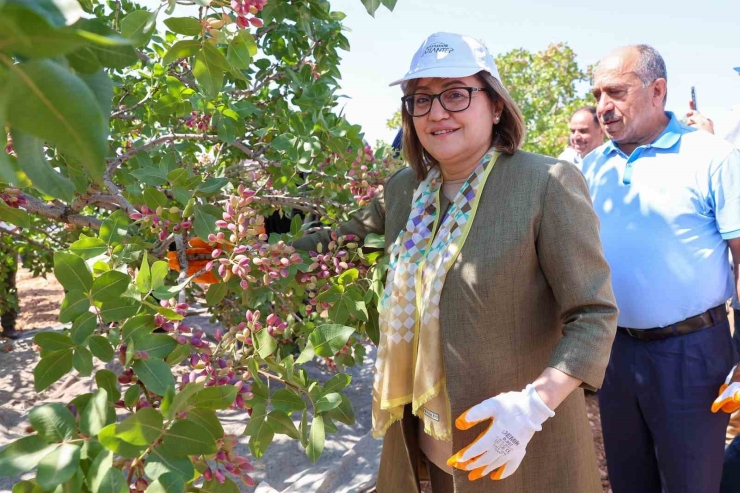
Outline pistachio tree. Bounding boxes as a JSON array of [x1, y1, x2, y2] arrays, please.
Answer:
[[0, 0, 401, 491]]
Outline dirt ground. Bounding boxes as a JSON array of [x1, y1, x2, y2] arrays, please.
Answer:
[[3, 269, 614, 492]]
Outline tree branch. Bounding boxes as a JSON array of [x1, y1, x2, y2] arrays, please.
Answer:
[[22, 196, 102, 230]]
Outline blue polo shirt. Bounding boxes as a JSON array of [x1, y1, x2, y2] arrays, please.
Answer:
[[581, 112, 740, 329]]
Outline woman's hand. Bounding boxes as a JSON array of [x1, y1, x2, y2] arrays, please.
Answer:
[[447, 384, 555, 481]]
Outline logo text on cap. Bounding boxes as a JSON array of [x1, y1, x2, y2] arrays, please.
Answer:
[[424, 43, 454, 55]]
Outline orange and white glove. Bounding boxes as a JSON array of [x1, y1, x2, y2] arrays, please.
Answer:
[[711, 365, 740, 413], [447, 384, 554, 481]]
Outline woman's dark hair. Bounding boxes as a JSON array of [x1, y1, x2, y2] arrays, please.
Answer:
[[400, 71, 526, 181]]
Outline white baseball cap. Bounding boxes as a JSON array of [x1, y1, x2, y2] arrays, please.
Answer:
[[390, 32, 501, 87]]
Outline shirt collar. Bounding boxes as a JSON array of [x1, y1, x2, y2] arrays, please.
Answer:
[[601, 112, 688, 156]]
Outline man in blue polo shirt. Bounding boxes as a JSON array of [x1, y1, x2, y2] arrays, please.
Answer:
[[582, 45, 740, 493]]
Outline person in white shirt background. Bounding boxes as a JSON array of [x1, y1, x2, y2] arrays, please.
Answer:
[[685, 65, 740, 493], [557, 106, 606, 168]]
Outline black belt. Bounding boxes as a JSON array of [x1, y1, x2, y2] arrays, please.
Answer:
[[617, 304, 727, 341]]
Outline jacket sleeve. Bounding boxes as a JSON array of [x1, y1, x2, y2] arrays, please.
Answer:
[[292, 182, 387, 253], [537, 161, 618, 390]]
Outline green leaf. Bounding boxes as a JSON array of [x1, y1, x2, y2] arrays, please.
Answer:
[[190, 385, 237, 410], [191, 205, 218, 241], [70, 311, 97, 345], [201, 478, 240, 493], [34, 349, 73, 392], [58, 290, 90, 324], [360, 0, 381, 16], [29, 404, 76, 443], [100, 297, 139, 323], [266, 411, 300, 439], [163, 17, 202, 36], [5, 60, 107, 182], [80, 388, 108, 436], [53, 252, 92, 293], [314, 392, 342, 414], [136, 251, 151, 294], [166, 382, 204, 419], [193, 47, 223, 100], [146, 472, 185, 493], [161, 420, 217, 457], [145, 447, 194, 482], [327, 394, 355, 425], [295, 341, 315, 365], [0, 201, 30, 228], [306, 414, 325, 463], [95, 369, 121, 402], [143, 188, 169, 211], [133, 359, 175, 396], [0, 435, 56, 477], [254, 329, 277, 359], [309, 324, 356, 357], [79, 68, 113, 122], [247, 414, 273, 460], [98, 424, 145, 459], [124, 385, 140, 408], [151, 261, 169, 291], [34, 332, 74, 351], [91, 270, 130, 302], [270, 389, 305, 414], [115, 408, 163, 446], [72, 346, 93, 376], [162, 39, 201, 65], [165, 343, 190, 366], [99, 210, 129, 246], [131, 165, 168, 187], [0, 6, 86, 58], [70, 236, 107, 259], [196, 177, 230, 194], [136, 334, 177, 359], [88, 335, 114, 362], [88, 449, 127, 493], [323, 374, 351, 394], [337, 268, 359, 286], [186, 408, 223, 440], [12, 130, 75, 202], [66, 19, 138, 72], [36, 443, 80, 490], [120, 9, 158, 47], [205, 283, 227, 306], [226, 31, 255, 70]]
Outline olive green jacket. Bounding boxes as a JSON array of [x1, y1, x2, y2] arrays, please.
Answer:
[[295, 150, 617, 493]]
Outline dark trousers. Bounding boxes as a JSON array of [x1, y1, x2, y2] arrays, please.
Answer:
[[0, 257, 17, 332], [599, 321, 735, 493], [720, 310, 740, 493]]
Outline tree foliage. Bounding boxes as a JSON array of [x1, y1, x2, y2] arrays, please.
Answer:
[[0, 0, 399, 491]]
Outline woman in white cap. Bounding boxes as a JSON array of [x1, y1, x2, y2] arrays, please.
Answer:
[[295, 32, 616, 493]]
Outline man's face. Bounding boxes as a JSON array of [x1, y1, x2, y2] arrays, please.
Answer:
[[591, 49, 666, 151], [568, 111, 604, 157]]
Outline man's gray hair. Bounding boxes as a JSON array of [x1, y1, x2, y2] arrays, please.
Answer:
[[633, 44, 667, 104]]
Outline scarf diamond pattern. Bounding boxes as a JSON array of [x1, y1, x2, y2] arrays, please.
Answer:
[[372, 150, 499, 441]]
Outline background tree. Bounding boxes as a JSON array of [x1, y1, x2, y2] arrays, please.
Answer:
[[496, 43, 593, 157], [0, 0, 400, 491]]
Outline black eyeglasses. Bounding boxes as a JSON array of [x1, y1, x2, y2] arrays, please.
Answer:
[[401, 87, 488, 117]]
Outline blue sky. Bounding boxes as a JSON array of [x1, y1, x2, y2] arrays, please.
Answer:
[[144, 0, 740, 148]]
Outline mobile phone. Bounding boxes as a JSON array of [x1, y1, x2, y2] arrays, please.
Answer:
[[691, 86, 698, 111]]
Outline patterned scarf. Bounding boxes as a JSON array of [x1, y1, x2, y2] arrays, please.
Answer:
[[372, 150, 500, 441]]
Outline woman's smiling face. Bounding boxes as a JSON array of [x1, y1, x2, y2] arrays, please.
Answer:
[[411, 75, 498, 173]]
